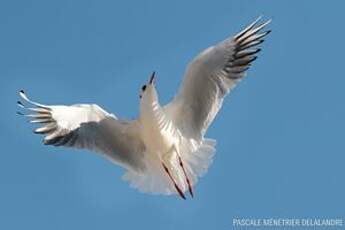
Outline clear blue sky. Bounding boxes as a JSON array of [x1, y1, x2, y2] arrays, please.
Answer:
[[1, 1, 344, 229]]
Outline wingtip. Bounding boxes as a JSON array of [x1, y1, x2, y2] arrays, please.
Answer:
[[235, 16, 271, 41], [19, 90, 25, 95], [42, 138, 49, 145], [255, 15, 263, 22], [260, 18, 272, 28], [19, 90, 27, 99], [16, 111, 24, 116], [256, 15, 272, 23], [17, 100, 25, 108], [253, 16, 272, 29]]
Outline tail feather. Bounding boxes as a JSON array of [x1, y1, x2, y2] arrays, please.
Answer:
[[185, 138, 216, 181], [122, 138, 216, 196]]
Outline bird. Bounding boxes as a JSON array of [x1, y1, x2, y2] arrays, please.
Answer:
[[17, 16, 271, 199]]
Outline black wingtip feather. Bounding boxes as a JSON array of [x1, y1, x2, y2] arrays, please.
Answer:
[[54, 135, 71, 146], [233, 56, 257, 68], [44, 136, 64, 145], [17, 100, 24, 106], [231, 67, 250, 74], [253, 48, 261, 55], [234, 16, 262, 41], [239, 39, 265, 50], [33, 130, 44, 134], [235, 48, 261, 59]]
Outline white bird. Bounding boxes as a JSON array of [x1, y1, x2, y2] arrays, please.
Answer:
[[18, 17, 271, 199]]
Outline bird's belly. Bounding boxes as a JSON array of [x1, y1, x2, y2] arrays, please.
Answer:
[[141, 119, 180, 156]]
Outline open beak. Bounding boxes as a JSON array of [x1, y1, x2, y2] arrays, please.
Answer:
[[149, 71, 155, 84]]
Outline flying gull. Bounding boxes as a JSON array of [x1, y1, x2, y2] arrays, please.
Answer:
[[17, 16, 271, 199]]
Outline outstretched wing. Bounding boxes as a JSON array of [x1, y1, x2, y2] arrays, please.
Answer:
[[164, 17, 271, 140], [17, 90, 146, 172]]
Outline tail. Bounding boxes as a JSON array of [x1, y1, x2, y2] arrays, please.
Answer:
[[122, 138, 216, 196], [183, 138, 217, 184]]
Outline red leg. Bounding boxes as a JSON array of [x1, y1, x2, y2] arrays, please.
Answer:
[[178, 156, 194, 198], [162, 162, 186, 200]]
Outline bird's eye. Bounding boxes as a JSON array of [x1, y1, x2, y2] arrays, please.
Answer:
[[142, 85, 147, 91]]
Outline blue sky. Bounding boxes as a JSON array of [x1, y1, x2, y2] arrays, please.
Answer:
[[1, 0, 344, 229]]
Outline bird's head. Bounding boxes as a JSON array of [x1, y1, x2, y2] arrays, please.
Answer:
[[139, 71, 158, 103]]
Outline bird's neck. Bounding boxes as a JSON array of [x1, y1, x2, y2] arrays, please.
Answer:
[[140, 90, 160, 121]]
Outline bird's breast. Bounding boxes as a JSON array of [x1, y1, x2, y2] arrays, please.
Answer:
[[140, 104, 180, 156]]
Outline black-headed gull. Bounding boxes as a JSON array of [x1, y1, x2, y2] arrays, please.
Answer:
[[18, 16, 271, 199]]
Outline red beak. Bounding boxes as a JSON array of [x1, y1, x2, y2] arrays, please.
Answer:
[[149, 71, 155, 84]]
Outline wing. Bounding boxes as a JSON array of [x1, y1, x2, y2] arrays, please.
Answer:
[[164, 17, 271, 140], [17, 90, 146, 172]]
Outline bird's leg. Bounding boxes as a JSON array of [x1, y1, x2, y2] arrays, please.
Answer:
[[173, 145, 194, 198], [161, 162, 186, 200]]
